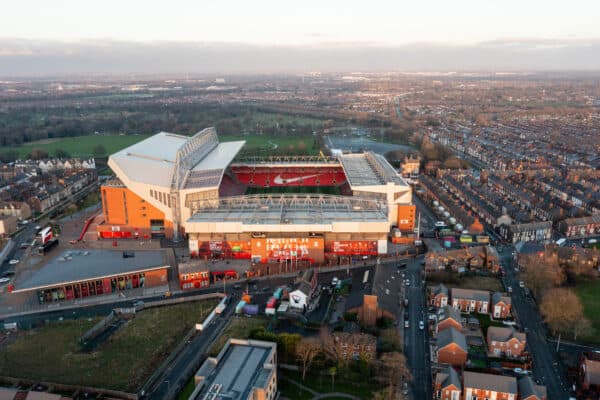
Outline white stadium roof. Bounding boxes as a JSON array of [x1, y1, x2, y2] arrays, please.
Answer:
[[339, 151, 407, 187], [109, 128, 245, 189]]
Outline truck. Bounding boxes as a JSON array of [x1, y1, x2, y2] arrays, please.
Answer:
[[243, 304, 259, 315], [215, 296, 229, 314], [235, 300, 247, 314], [37, 238, 59, 255]]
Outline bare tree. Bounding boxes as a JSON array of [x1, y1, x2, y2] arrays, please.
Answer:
[[373, 352, 412, 399], [520, 251, 565, 299], [296, 339, 321, 381], [540, 288, 584, 336]]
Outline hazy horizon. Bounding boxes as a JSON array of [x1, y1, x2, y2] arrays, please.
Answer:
[[2, 38, 600, 77]]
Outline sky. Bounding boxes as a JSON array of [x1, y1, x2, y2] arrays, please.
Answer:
[[2, 1, 600, 75], [2, 0, 600, 45]]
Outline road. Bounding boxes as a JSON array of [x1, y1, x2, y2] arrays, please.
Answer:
[[145, 294, 239, 400], [1, 223, 38, 276], [403, 255, 432, 400], [500, 249, 572, 399]]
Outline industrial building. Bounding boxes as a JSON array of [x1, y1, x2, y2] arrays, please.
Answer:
[[99, 127, 413, 263], [190, 339, 277, 400]]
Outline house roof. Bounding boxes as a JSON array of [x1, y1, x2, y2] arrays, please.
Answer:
[[439, 305, 462, 325], [451, 288, 490, 302], [487, 326, 526, 344], [437, 327, 467, 353], [518, 376, 547, 400], [432, 283, 448, 296], [492, 292, 511, 306], [463, 371, 517, 394], [435, 367, 461, 391], [344, 265, 400, 317]]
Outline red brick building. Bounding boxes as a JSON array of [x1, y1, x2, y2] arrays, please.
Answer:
[[463, 371, 517, 400], [487, 326, 527, 359], [433, 367, 461, 400], [491, 292, 512, 319], [429, 283, 449, 308], [437, 306, 463, 333], [451, 288, 490, 314], [436, 327, 468, 367]]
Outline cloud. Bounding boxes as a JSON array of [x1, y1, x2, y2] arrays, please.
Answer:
[[0, 38, 600, 76]]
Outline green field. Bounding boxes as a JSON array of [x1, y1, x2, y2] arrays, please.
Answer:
[[221, 134, 318, 156], [575, 279, 600, 342], [0, 300, 217, 392], [0, 134, 151, 158]]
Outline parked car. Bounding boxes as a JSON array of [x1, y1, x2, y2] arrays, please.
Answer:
[[8, 259, 19, 265], [519, 281, 525, 288], [419, 321, 425, 330], [404, 320, 410, 328], [0, 277, 11, 284]]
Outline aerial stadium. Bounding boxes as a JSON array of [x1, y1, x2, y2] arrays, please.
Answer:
[[99, 127, 414, 264]]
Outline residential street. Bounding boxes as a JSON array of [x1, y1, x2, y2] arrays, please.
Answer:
[[403, 255, 432, 400], [500, 249, 572, 399]]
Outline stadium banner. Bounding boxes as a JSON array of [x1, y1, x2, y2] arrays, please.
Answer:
[[195, 240, 252, 258], [325, 240, 378, 255], [251, 237, 324, 262]]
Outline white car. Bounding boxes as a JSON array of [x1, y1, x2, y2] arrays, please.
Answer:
[[8, 259, 19, 265], [419, 321, 425, 330], [519, 281, 525, 288], [0, 277, 10, 284]]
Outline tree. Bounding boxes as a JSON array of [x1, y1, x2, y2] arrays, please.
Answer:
[[296, 339, 321, 381], [29, 148, 48, 160], [92, 144, 107, 157], [540, 288, 584, 337], [373, 352, 412, 399], [520, 250, 565, 299], [54, 149, 71, 159]]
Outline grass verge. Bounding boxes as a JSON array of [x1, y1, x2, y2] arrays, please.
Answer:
[[0, 300, 217, 392], [575, 279, 600, 343], [208, 316, 268, 356]]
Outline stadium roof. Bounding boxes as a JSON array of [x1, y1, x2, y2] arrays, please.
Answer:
[[187, 194, 388, 225], [339, 151, 407, 187], [12, 250, 170, 292], [109, 128, 245, 189]]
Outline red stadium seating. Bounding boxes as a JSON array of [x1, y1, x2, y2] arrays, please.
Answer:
[[230, 165, 347, 187]]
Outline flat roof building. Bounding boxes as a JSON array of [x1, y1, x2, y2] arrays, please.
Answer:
[[10, 250, 170, 304], [190, 339, 277, 400]]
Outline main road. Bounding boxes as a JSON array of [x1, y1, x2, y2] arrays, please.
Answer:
[[403, 255, 432, 400], [500, 248, 572, 399]]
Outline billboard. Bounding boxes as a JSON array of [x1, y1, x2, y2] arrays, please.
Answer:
[[397, 204, 416, 232], [325, 240, 378, 255], [193, 240, 252, 258], [252, 237, 324, 262]]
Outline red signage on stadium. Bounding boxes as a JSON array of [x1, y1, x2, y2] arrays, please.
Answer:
[[325, 240, 378, 255], [251, 237, 324, 262]]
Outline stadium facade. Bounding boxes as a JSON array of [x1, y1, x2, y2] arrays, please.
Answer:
[[99, 127, 413, 263]]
